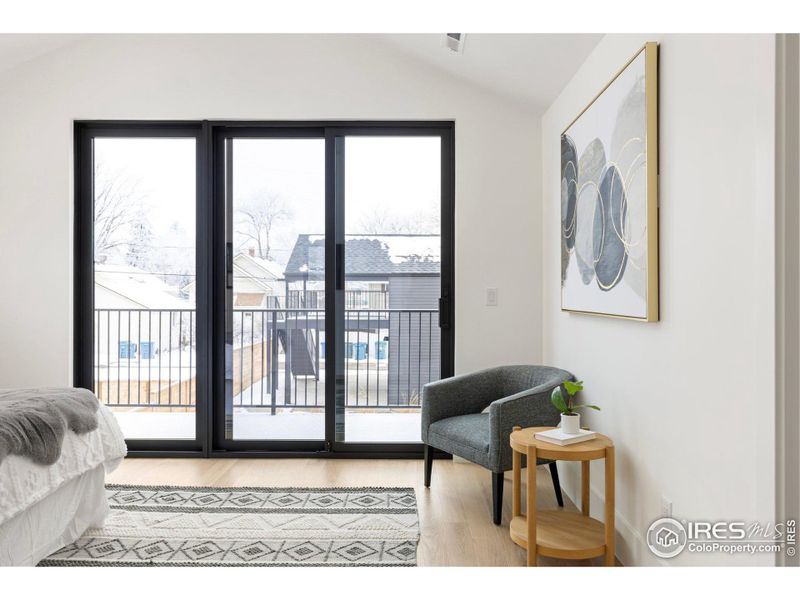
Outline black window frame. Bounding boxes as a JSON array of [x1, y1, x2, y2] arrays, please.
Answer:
[[74, 121, 210, 455], [74, 120, 454, 458]]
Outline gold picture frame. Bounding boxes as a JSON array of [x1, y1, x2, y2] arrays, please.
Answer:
[[560, 42, 659, 322]]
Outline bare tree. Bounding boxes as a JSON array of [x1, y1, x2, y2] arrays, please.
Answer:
[[125, 220, 154, 269], [358, 206, 440, 235], [235, 193, 291, 260], [94, 162, 146, 260]]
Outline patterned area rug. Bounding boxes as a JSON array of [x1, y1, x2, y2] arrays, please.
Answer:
[[39, 484, 420, 566]]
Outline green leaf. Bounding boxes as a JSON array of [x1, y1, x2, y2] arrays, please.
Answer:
[[563, 380, 584, 396], [575, 404, 601, 411], [550, 387, 569, 414]]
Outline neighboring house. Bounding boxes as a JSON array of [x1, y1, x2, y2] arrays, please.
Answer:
[[284, 234, 440, 308], [182, 248, 285, 308], [94, 262, 192, 368], [284, 234, 441, 404], [233, 251, 284, 307], [96, 262, 193, 310]]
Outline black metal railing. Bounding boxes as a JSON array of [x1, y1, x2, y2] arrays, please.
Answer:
[[285, 290, 388, 310], [93, 309, 196, 409], [93, 307, 438, 410]]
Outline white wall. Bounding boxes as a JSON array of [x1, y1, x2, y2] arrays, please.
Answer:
[[541, 34, 776, 565], [0, 34, 541, 386]]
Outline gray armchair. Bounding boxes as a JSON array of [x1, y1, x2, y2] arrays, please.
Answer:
[[421, 365, 574, 525]]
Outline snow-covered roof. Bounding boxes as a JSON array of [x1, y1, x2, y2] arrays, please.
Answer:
[[286, 234, 440, 278], [236, 253, 285, 279], [182, 252, 285, 295], [95, 263, 192, 309]]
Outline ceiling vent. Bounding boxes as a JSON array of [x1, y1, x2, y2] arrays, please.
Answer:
[[444, 33, 465, 54]]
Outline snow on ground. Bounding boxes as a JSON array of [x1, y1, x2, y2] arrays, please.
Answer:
[[112, 409, 421, 442]]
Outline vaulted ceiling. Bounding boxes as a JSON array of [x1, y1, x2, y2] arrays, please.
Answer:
[[0, 33, 602, 113], [0, 34, 83, 75], [375, 34, 603, 112]]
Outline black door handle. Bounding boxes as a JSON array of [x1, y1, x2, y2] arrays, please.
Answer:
[[438, 297, 450, 329], [335, 243, 344, 290], [226, 242, 233, 289]]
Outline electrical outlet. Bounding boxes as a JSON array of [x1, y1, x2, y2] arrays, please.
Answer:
[[661, 497, 673, 518], [486, 288, 498, 306]]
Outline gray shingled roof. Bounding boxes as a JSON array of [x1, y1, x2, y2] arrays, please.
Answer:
[[285, 234, 440, 279]]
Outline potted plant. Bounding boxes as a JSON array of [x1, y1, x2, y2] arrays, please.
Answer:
[[550, 380, 600, 434]]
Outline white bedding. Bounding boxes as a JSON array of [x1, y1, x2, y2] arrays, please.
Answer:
[[0, 404, 126, 523], [0, 464, 110, 565], [0, 403, 127, 564]]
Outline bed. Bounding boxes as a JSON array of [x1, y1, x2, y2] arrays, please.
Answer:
[[0, 390, 127, 566]]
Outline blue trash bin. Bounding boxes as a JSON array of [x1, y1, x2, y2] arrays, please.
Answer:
[[374, 341, 387, 360], [140, 341, 156, 359], [354, 342, 368, 360], [344, 342, 354, 359], [320, 341, 325, 359], [119, 341, 137, 359]]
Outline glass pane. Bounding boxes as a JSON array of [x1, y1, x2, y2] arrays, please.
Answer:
[[226, 138, 326, 440], [93, 138, 197, 440], [340, 136, 442, 443]]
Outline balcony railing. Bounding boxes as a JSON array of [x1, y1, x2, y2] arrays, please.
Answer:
[[285, 290, 388, 309], [93, 307, 439, 411]]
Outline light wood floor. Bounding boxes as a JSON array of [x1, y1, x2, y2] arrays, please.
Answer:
[[109, 457, 609, 566]]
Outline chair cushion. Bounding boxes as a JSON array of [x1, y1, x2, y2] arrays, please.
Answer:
[[427, 413, 491, 469]]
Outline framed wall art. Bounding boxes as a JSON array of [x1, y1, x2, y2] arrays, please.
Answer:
[[560, 42, 658, 321]]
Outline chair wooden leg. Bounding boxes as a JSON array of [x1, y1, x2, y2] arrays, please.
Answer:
[[549, 461, 564, 507], [492, 471, 504, 525], [424, 444, 433, 488]]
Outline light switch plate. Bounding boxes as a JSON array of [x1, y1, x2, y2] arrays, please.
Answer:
[[486, 288, 498, 306], [661, 497, 673, 518]]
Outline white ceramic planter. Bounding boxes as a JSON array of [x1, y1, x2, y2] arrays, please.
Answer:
[[560, 413, 580, 435]]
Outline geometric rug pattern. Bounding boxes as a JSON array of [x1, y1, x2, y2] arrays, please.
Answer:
[[39, 485, 419, 566]]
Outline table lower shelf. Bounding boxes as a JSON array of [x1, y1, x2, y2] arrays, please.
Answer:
[[510, 511, 607, 560]]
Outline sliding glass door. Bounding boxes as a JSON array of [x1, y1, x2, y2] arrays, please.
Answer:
[[220, 132, 327, 446], [336, 135, 444, 444], [76, 121, 452, 455], [75, 123, 207, 451]]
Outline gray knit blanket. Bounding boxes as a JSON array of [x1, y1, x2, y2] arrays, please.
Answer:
[[0, 388, 99, 466]]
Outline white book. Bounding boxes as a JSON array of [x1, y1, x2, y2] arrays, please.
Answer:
[[534, 428, 596, 446]]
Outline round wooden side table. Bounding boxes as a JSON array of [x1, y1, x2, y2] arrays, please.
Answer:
[[509, 426, 615, 566]]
